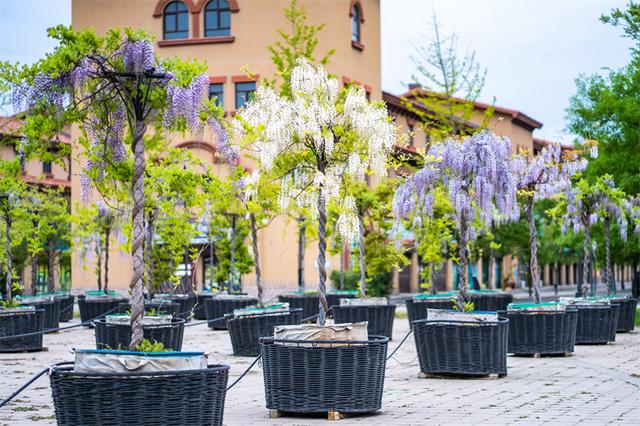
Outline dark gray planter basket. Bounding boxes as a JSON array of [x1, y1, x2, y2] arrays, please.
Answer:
[[78, 296, 127, 326], [93, 317, 185, 351], [469, 291, 514, 312], [326, 292, 358, 309], [116, 301, 181, 318], [277, 294, 319, 322], [332, 304, 396, 339], [611, 297, 638, 333], [405, 298, 452, 327], [56, 294, 75, 322], [413, 317, 508, 377], [194, 293, 216, 320], [152, 293, 195, 322], [21, 299, 60, 332], [226, 308, 303, 356], [205, 296, 258, 330], [0, 309, 44, 352], [574, 304, 617, 345], [504, 309, 578, 355], [260, 335, 388, 414], [50, 363, 229, 426]]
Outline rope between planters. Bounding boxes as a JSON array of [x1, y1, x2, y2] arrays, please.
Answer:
[[183, 315, 226, 328], [0, 306, 119, 341], [0, 362, 72, 409], [226, 354, 262, 391], [386, 329, 413, 361]]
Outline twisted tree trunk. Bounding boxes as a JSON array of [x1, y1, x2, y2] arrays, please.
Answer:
[[145, 209, 156, 296], [339, 244, 345, 290], [229, 214, 236, 294], [526, 197, 542, 304], [298, 217, 306, 291], [5, 217, 12, 301], [456, 216, 468, 311], [582, 221, 593, 298], [30, 252, 38, 296], [316, 185, 329, 326], [104, 226, 110, 293], [358, 214, 366, 298], [250, 213, 263, 306], [47, 237, 55, 293], [604, 218, 614, 295], [129, 121, 147, 350], [96, 241, 102, 292]]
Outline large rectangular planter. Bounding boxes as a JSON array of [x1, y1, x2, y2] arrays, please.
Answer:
[[505, 309, 578, 355], [116, 301, 181, 318], [413, 317, 508, 376], [0, 309, 45, 353], [326, 291, 358, 309], [260, 335, 388, 414], [332, 304, 396, 339], [277, 294, 319, 322], [94, 317, 185, 351], [56, 294, 75, 322], [405, 296, 454, 327], [575, 304, 616, 345], [469, 290, 513, 312], [152, 293, 195, 322], [78, 296, 127, 327], [21, 299, 60, 332], [205, 296, 258, 330], [194, 293, 217, 320], [611, 297, 637, 333], [226, 309, 303, 356], [50, 363, 229, 426]]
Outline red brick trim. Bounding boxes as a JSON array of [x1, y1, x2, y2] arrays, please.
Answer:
[[349, 0, 365, 22], [20, 174, 71, 188], [209, 76, 227, 84], [191, 11, 200, 38], [153, 0, 198, 17], [193, 0, 239, 13], [158, 36, 235, 47], [175, 140, 222, 163], [342, 76, 371, 93], [231, 74, 259, 83], [351, 40, 365, 51]]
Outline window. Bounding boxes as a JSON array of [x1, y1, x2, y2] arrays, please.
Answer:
[[407, 124, 414, 147], [204, 0, 231, 37], [235, 82, 256, 109], [43, 161, 52, 174], [209, 83, 224, 107], [351, 4, 361, 43], [163, 1, 189, 40]]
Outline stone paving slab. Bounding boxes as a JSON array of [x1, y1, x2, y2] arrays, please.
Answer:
[[1, 315, 639, 425]]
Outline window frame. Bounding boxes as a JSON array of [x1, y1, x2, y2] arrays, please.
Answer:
[[204, 0, 231, 37], [163, 1, 189, 40], [235, 81, 256, 109], [209, 83, 224, 108], [351, 4, 361, 43]]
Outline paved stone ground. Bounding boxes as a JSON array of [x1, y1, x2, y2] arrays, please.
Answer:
[[1, 311, 639, 425]]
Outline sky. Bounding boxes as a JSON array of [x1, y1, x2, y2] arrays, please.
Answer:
[[0, 0, 633, 143]]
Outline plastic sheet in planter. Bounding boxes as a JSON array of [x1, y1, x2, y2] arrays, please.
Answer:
[[273, 322, 368, 346], [105, 314, 173, 325], [413, 292, 458, 302], [233, 303, 289, 317], [427, 309, 498, 324], [559, 297, 610, 306], [507, 302, 566, 312], [73, 349, 207, 373], [339, 297, 386, 306], [0, 306, 35, 314]]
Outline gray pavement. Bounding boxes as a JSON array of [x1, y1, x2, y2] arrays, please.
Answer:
[[1, 310, 639, 425]]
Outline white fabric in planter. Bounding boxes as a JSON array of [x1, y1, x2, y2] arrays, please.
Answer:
[[274, 322, 368, 346], [105, 314, 173, 325], [233, 303, 289, 317], [559, 297, 610, 306], [507, 303, 566, 312], [215, 294, 254, 300], [339, 297, 387, 306], [0, 306, 35, 314], [427, 309, 498, 323], [73, 349, 207, 373]]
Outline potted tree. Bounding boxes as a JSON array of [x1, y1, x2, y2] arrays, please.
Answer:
[[394, 131, 517, 377], [7, 28, 229, 424], [236, 59, 395, 417], [0, 155, 45, 352], [504, 143, 588, 356], [74, 203, 127, 326], [331, 179, 406, 339]]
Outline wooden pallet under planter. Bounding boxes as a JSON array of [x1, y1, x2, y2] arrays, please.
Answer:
[[0, 309, 45, 353], [260, 333, 388, 419], [50, 363, 229, 426], [226, 308, 303, 356], [413, 316, 508, 377], [504, 308, 578, 356]]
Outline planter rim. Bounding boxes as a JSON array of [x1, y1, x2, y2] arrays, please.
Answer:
[[260, 334, 389, 346], [333, 304, 392, 309], [0, 307, 43, 316], [51, 363, 229, 378], [94, 317, 185, 329], [505, 308, 577, 315], [225, 307, 303, 320], [413, 317, 508, 326]]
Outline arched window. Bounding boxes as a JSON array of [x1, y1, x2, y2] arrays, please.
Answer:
[[163, 1, 189, 40], [351, 4, 361, 43], [204, 0, 231, 37]]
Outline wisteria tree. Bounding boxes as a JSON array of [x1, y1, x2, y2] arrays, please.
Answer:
[[6, 26, 226, 348], [393, 131, 518, 310], [559, 176, 630, 296], [511, 143, 588, 303], [234, 59, 397, 325]]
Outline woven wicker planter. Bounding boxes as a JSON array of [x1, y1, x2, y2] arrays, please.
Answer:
[[94, 318, 185, 351], [194, 293, 216, 320], [21, 299, 60, 332], [575, 304, 616, 345], [505, 309, 578, 355], [50, 363, 229, 426], [413, 318, 508, 377], [205, 296, 258, 330], [260, 335, 388, 414], [56, 294, 75, 322], [469, 291, 514, 312], [226, 309, 303, 357], [612, 297, 638, 332], [405, 297, 453, 327], [116, 301, 181, 318], [78, 296, 126, 326], [277, 294, 319, 322], [152, 294, 196, 322], [326, 292, 358, 308], [0, 309, 44, 352], [332, 304, 396, 339]]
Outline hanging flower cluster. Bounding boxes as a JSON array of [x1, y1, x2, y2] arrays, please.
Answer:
[[393, 131, 518, 242], [233, 58, 397, 242]]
